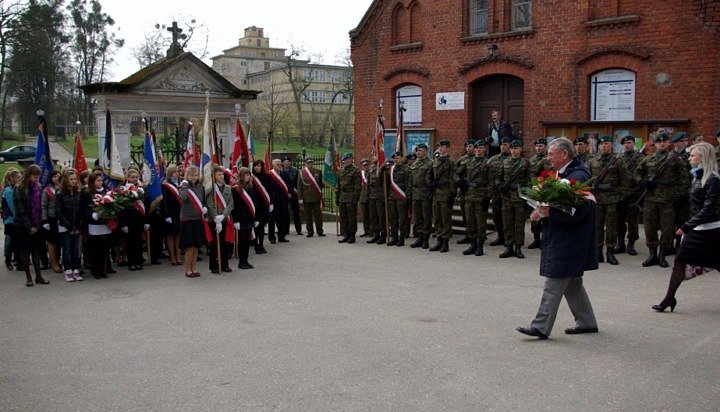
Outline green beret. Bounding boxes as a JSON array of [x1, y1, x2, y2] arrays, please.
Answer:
[[510, 140, 522, 148], [621, 135, 636, 144], [534, 138, 547, 145], [341, 152, 353, 160], [655, 132, 670, 142], [438, 140, 450, 147], [415, 143, 428, 150], [575, 136, 588, 144], [392, 151, 403, 158], [465, 139, 476, 146], [671, 132, 688, 143], [405, 153, 416, 160], [598, 135, 613, 143], [360, 159, 370, 165], [474, 139, 488, 147], [501, 137, 513, 144]]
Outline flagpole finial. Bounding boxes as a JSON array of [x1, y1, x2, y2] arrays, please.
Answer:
[[205, 90, 210, 102]]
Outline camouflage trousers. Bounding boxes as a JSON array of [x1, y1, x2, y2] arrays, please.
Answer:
[[389, 199, 408, 237], [368, 197, 386, 236], [596, 202, 618, 248], [643, 200, 676, 248], [339, 202, 358, 236], [359, 200, 370, 234], [464, 200, 488, 240], [616, 198, 641, 241], [412, 198, 433, 235], [432, 200, 453, 240], [502, 200, 526, 246]]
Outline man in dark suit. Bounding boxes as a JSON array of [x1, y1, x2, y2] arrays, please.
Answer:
[[516, 137, 599, 340], [487, 110, 513, 157]]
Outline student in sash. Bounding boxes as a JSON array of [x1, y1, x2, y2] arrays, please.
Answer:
[[268, 159, 292, 243], [179, 165, 208, 277], [297, 157, 325, 237], [250, 160, 272, 253], [82, 172, 115, 279], [206, 166, 234, 274], [41, 170, 62, 272], [119, 168, 148, 271], [161, 164, 182, 266], [232, 167, 256, 269]]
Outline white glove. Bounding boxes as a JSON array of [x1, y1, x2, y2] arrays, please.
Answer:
[[144, 224, 150, 231], [92, 212, 99, 221], [233, 222, 240, 230], [298, 199, 304, 205], [215, 224, 222, 233], [214, 215, 225, 224], [58, 226, 67, 232], [165, 217, 172, 224], [42, 223, 50, 231], [202, 207, 208, 215], [121, 226, 129, 234], [269, 204, 274, 213], [180, 180, 189, 187], [254, 221, 259, 228]]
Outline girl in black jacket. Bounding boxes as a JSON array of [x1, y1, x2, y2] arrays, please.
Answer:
[[232, 167, 256, 269], [83, 173, 114, 279], [13, 164, 49, 287], [55, 168, 84, 282]]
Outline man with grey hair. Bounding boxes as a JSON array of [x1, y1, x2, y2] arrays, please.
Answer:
[[516, 137, 599, 340]]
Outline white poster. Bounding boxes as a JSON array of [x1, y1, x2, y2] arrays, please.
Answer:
[[396, 85, 422, 126], [435, 92, 465, 110], [591, 69, 635, 121]]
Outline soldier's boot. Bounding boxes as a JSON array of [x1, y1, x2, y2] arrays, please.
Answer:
[[457, 235, 471, 245], [429, 238, 443, 252], [658, 246, 669, 268], [421, 235, 430, 249], [347, 234, 356, 244], [642, 247, 659, 267], [627, 239, 638, 256], [376, 234, 386, 245], [366, 233, 380, 244], [665, 237, 680, 256], [489, 236, 505, 246], [474, 239, 485, 256], [515, 246, 525, 259], [613, 237, 627, 254], [387, 234, 398, 246], [462, 238, 478, 255], [439, 239, 449, 253], [527, 234, 541, 249], [606, 248, 619, 265], [409, 234, 424, 248], [338, 235, 349, 244], [396, 236, 405, 247], [499, 246, 516, 258], [598, 247, 605, 263]]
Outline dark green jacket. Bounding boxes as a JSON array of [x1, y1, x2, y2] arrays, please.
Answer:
[[337, 164, 361, 203]]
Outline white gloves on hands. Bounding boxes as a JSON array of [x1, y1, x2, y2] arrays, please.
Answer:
[[180, 180, 189, 187], [214, 224, 222, 233], [202, 207, 208, 215], [92, 212, 99, 221], [58, 226, 67, 232], [214, 215, 225, 224], [144, 224, 150, 231], [165, 217, 172, 224], [233, 222, 240, 230], [269, 204, 274, 213], [121, 226, 129, 234], [298, 199, 304, 205], [254, 221, 259, 228], [42, 223, 50, 231]]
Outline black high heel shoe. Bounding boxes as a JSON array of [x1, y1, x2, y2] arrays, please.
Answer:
[[652, 297, 677, 312]]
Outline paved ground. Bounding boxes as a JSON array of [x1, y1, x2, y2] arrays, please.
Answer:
[[1, 225, 719, 411]]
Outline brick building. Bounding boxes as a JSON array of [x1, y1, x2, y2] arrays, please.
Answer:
[[350, 0, 720, 158]]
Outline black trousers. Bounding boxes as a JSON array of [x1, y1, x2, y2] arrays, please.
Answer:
[[89, 233, 112, 276], [268, 202, 290, 240], [126, 222, 144, 267], [290, 196, 302, 234], [149, 213, 165, 262], [238, 228, 252, 264], [209, 223, 231, 271]]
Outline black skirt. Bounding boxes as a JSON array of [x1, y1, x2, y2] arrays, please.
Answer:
[[180, 219, 207, 249], [676, 227, 720, 270], [165, 213, 181, 236]]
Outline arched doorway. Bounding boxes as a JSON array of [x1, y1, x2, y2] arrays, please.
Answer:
[[471, 75, 524, 142]]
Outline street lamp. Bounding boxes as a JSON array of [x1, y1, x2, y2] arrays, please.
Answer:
[[36, 109, 45, 135], [76, 120, 81, 136]]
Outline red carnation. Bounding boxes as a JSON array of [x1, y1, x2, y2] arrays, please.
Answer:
[[540, 170, 553, 178]]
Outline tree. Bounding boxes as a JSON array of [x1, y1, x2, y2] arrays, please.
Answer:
[[67, 0, 123, 126], [248, 75, 291, 143], [0, 0, 26, 146], [283, 46, 312, 147], [131, 17, 208, 68]]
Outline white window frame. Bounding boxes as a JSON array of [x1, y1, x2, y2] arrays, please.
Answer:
[[333, 93, 350, 104], [303, 90, 326, 103], [470, 0, 489, 35], [304, 69, 326, 83], [511, 0, 532, 30]]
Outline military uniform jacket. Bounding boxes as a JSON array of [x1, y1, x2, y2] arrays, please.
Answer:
[[297, 166, 324, 203], [576, 152, 594, 165], [617, 150, 645, 195], [498, 156, 531, 202], [529, 153, 552, 177], [488, 152, 510, 197], [465, 155, 491, 201], [427, 155, 456, 202], [411, 157, 433, 200], [337, 164, 361, 203], [389, 163, 411, 201], [359, 169, 369, 202], [588, 153, 629, 204], [368, 164, 386, 199], [635, 150, 689, 203], [454, 153, 474, 182]]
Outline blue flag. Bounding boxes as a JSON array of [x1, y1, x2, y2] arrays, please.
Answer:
[[143, 130, 163, 213], [33, 122, 53, 188], [101, 110, 125, 188]]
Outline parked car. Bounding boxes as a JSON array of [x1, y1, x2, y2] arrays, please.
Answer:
[[0, 145, 36, 163]]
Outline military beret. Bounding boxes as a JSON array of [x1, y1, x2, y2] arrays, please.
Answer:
[[655, 132, 670, 142], [534, 138, 547, 145], [501, 137, 513, 144], [598, 135, 613, 143], [416, 143, 428, 150], [405, 153, 416, 160], [575, 136, 588, 144], [385, 159, 394, 165], [341, 152, 353, 160], [360, 159, 370, 165], [671, 131, 688, 143], [621, 135, 636, 144], [474, 139, 488, 147], [438, 140, 450, 147], [281, 156, 292, 162], [305, 157, 314, 163], [392, 151, 403, 158], [465, 139, 476, 146], [510, 140, 522, 148]]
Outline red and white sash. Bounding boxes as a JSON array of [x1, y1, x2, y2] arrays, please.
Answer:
[[302, 166, 323, 207], [134, 200, 146, 217], [237, 187, 256, 241], [186, 187, 212, 242], [252, 175, 271, 207], [389, 165, 407, 201], [44, 186, 56, 200], [162, 182, 181, 204], [213, 184, 235, 243], [361, 170, 368, 187], [269, 169, 290, 199]]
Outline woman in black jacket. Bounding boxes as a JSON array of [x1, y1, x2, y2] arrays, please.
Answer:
[[13, 164, 49, 287], [232, 167, 256, 269], [55, 168, 84, 282], [653, 142, 720, 312], [83, 173, 115, 279], [161, 164, 182, 265], [250, 160, 272, 254]]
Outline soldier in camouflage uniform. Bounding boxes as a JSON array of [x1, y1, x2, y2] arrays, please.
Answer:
[[615, 135, 644, 256], [336, 153, 361, 244], [635, 132, 690, 267], [454, 140, 476, 244], [404, 153, 416, 237], [588, 135, 630, 265], [670, 131, 691, 255], [460, 140, 492, 256], [497, 140, 531, 259], [409, 144, 433, 249], [488, 137, 512, 246], [574, 135, 595, 164], [358, 159, 371, 237], [366, 155, 388, 245], [427, 140, 456, 253], [715, 129, 720, 165], [527, 138, 552, 249], [386, 152, 411, 246]]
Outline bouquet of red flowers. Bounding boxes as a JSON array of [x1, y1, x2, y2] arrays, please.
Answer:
[[92, 185, 146, 230], [519, 170, 592, 214]]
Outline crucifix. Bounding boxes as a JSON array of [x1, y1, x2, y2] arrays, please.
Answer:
[[167, 21, 183, 45], [165, 21, 185, 57]]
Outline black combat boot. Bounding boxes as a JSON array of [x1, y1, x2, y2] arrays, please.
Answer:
[[489, 236, 505, 246], [658, 246, 669, 268], [421, 234, 430, 249], [376, 234, 386, 245], [598, 247, 604, 263], [338, 235, 349, 243], [613, 237, 627, 254], [606, 247, 619, 265], [367, 233, 379, 244], [429, 238, 443, 252], [627, 239, 638, 256], [499, 246, 515, 258], [527, 234, 541, 249], [457, 235, 471, 245], [439, 239, 449, 253], [642, 246, 659, 267], [409, 234, 423, 248], [462, 238, 478, 255], [515, 245, 524, 259], [474, 239, 484, 256], [387, 235, 398, 246], [347, 234, 356, 244], [396, 236, 405, 247]]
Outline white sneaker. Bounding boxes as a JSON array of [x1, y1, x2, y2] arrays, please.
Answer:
[[64, 271, 75, 282], [72, 270, 83, 281]]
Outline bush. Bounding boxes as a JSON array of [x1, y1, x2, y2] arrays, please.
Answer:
[[1, 129, 23, 141]]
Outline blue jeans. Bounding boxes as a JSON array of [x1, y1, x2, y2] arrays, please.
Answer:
[[60, 232, 81, 271]]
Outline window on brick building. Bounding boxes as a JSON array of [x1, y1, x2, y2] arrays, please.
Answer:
[[511, 0, 532, 30], [396, 85, 422, 126], [470, 0, 489, 35]]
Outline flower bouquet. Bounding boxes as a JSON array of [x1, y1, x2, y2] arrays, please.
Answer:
[[519, 170, 593, 215], [93, 190, 130, 230]]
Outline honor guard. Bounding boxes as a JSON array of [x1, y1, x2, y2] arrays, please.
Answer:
[[427, 140, 456, 253], [297, 158, 325, 237], [461, 139, 492, 256], [385, 152, 411, 246], [336, 153, 361, 244], [528, 138, 552, 249], [615, 135, 644, 256], [366, 155, 388, 244], [487, 137, 513, 246], [574, 135, 595, 164], [497, 140, 531, 258], [454, 139, 476, 244], [409, 144, 433, 249], [358, 159, 371, 237]]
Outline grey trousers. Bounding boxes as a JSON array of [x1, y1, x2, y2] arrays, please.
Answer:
[[530, 277, 597, 337]]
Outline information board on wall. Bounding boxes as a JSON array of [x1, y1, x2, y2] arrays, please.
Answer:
[[396, 86, 422, 126], [591, 69, 636, 121]]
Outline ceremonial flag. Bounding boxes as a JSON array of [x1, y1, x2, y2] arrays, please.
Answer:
[[34, 117, 53, 188], [248, 132, 255, 157], [263, 133, 273, 172], [201, 100, 215, 193], [322, 131, 340, 188], [152, 130, 166, 181], [374, 114, 385, 175], [395, 104, 406, 154], [101, 110, 125, 188], [231, 119, 250, 170], [73, 128, 88, 174], [184, 122, 200, 168], [142, 123, 163, 212]]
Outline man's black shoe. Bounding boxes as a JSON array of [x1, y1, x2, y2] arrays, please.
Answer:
[[306, 233, 314, 237], [516, 326, 548, 340], [489, 237, 505, 246], [318, 233, 326, 237], [222, 267, 232, 273], [564, 326, 599, 335]]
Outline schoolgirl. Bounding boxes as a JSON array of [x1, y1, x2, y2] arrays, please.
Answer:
[[55, 168, 84, 281], [231, 167, 256, 269]]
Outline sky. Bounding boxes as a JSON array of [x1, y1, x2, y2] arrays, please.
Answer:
[[100, 0, 374, 81]]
